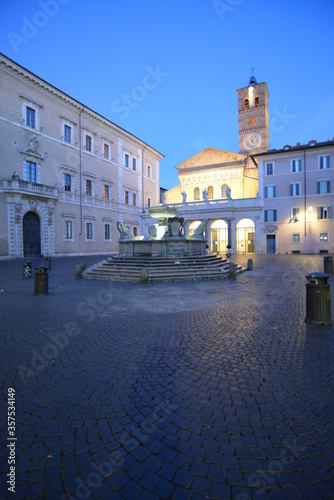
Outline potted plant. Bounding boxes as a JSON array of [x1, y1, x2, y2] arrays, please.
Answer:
[[226, 244, 232, 257]]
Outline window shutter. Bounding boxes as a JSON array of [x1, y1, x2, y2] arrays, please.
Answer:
[[317, 207, 321, 220], [264, 211, 268, 222], [265, 187, 268, 198], [290, 184, 293, 196], [329, 206, 333, 220], [273, 186, 276, 197], [328, 181, 330, 193], [273, 210, 277, 222], [317, 182, 320, 194], [320, 157, 323, 169]]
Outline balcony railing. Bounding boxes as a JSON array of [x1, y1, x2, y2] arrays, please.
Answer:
[[2, 179, 58, 199]]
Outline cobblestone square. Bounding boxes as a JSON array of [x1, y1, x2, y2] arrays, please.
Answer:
[[1, 255, 334, 499]]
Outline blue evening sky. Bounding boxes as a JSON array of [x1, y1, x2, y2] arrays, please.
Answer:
[[1, 0, 334, 189]]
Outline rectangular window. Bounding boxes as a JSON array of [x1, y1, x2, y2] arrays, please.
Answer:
[[317, 206, 330, 220], [317, 180, 330, 194], [85, 135, 92, 152], [147, 197, 151, 208], [104, 185, 109, 201], [147, 165, 152, 178], [291, 207, 300, 221], [65, 221, 72, 239], [26, 107, 35, 128], [86, 223, 93, 240], [133, 193, 137, 206], [125, 154, 129, 168], [290, 183, 300, 196], [264, 185, 276, 198], [64, 173, 71, 192], [320, 233, 329, 243], [125, 191, 129, 205], [104, 143, 109, 159], [86, 179, 92, 196], [133, 227, 138, 237], [265, 162, 273, 175], [291, 233, 300, 243], [132, 158, 137, 171], [291, 159, 302, 172], [64, 125, 71, 143], [104, 224, 110, 240], [26, 161, 36, 182], [264, 209, 277, 222], [319, 155, 330, 170]]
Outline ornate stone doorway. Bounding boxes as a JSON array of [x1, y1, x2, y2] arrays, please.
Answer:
[[23, 211, 41, 256]]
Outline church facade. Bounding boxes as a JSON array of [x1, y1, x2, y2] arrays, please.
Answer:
[[0, 54, 163, 259], [164, 75, 334, 254]]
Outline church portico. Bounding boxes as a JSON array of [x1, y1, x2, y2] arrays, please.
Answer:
[[168, 195, 263, 255]]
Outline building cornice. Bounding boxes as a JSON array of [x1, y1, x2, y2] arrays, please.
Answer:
[[253, 140, 334, 159]]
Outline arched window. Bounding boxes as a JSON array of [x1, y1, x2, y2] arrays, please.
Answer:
[[255, 96, 259, 107], [248, 118, 251, 126], [221, 184, 228, 198], [194, 187, 200, 201], [244, 98, 249, 110], [207, 186, 214, 199], [253, 117, 256, 125]]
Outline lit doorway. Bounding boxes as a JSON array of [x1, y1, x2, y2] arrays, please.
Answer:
[[236, 218, 255, 254], [23, 212, 41, 256], [210, 220, 228, 254]]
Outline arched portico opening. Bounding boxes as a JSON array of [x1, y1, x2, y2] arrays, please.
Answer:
[[188, 220, 202, 236], [236, 218, 255, 254], [23, 211, 41, 256], [210, 220, 228, 254]]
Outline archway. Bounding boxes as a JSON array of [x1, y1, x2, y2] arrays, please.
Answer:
[[188, 220, 202, 236], [210, 220, 228, 254], [236, 218, 255, 254], [23, 212, 41, 256]]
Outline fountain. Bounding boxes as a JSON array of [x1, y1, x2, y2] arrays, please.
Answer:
[[118, 208, 207, 258]]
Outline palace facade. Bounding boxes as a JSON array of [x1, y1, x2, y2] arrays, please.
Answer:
[[163, 75, 334, 254], [0, 53, 162, 258]]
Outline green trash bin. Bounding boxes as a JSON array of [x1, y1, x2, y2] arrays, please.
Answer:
[[23, 261, 32, 279], [305, 273, 332, 325], [34, 267, 49, 295], [324, 256, 333, 275]]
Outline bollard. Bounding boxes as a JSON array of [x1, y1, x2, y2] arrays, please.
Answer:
[[140, 268, 149, 284], [247, 258, 253, 271], [305, 273, 332, 325], [80, 260, 86, 271], [228, 262, 236, 279], [323, 256, 333, 275], [45, 257, 51, 270], [23, 261, 32, 279], [34, 267, 49, 295], [75, 265, 82, 279]]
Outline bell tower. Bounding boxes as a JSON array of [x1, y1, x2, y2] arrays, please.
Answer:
[[237, 71, 270, 155]]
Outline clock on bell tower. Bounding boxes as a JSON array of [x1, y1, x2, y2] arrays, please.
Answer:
[[236, 71, 270, 154]]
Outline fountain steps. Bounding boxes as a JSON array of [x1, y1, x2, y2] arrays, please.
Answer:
[[82, 254, 245, 283]]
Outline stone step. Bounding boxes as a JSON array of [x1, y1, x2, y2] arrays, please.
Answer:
[[82, 255, 245, 283]]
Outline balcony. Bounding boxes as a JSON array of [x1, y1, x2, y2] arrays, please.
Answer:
[[2, 179, 58, 199]]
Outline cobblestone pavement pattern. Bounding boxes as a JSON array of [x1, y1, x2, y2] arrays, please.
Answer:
[[1, 255, 334, 499]]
